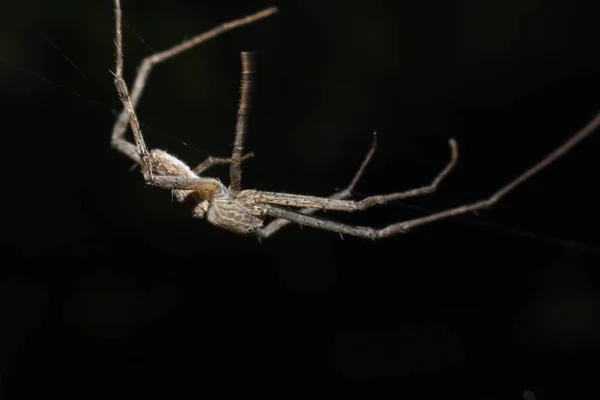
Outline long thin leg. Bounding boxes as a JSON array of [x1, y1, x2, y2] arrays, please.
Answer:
[[229, 52, 256, 195], [114, 0, 152, 181], [111, 1, 277, 161], [258, 133, 378, 238], [259, 206, 379, 239], [259, 110, 600, 239], [243, 138, 458, 212], [191, 82, 256, 174]]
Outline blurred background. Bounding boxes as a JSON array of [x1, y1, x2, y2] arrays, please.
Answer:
[[1, 0, 600, 397]]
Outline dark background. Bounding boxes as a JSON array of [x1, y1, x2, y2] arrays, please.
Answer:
[[2, 0, 600, 397]]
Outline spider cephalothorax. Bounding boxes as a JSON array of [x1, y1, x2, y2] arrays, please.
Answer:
[[112, 0, 597, 240]]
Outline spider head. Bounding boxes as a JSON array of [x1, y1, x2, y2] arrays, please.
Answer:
[[189, 180, 227, 219], [195, 180, 225, 201]]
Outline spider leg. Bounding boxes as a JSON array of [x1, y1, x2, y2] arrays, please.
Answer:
[[191, 65, 256, 175], [144, 176, 222, 191], [257, 132, 378, 238], [255, 172, 561, 239], [259, 206, 378, 239], [229, 52, 255, 195], [114, 0, 152, 181], [259, 109, 600, 239], [243, 138, 458, 212], [111, 0, 277, 164], [255, 179, 540, 239]]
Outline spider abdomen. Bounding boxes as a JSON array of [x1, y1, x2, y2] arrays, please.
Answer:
[[206, 198, 264, 235]]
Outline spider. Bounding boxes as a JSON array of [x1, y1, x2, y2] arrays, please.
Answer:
[[112, 0, 598, 240]]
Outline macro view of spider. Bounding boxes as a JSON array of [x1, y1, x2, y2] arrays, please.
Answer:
[[112, 0, 599, 240]]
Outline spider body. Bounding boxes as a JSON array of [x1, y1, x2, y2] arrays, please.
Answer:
[[149, 149, 265, 235], [111, 0, 597, 240]]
